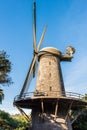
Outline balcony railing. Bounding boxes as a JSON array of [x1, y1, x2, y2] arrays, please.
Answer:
[[14, 91, 85, 102]]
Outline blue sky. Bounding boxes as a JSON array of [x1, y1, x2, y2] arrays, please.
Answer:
[[0, 0, 87, 114]]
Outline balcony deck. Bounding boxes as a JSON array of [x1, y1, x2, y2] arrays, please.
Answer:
[[13, 91, 87, 110]]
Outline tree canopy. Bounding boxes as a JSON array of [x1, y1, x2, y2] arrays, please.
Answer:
[[72, 108, 87, 130], [0, 50, 12, 103], [0, 89, 4, 103], [0, 51, 11, 84], [0, 110, 29, 130]]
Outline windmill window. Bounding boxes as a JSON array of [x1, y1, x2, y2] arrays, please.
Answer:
[[49, 61, 51, 65], [50, 86, 52, 91], [49, 73, 51, 77]]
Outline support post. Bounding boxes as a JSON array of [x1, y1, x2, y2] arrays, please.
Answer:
[[41, 99, 44, 114], [15, 105, 30, 122], [54, 100, 58, 120]]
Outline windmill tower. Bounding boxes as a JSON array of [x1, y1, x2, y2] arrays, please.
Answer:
[[14, 2, 87, 130]]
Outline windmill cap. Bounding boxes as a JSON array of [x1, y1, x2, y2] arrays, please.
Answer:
[[40, 47, 61, 56]]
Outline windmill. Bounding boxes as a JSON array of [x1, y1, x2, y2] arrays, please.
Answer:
[[14, 2, 87, 130]]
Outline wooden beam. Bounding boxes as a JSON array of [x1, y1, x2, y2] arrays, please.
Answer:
[[41, 99, 44, 114], [54, 100, 58, 120], [15, 105, 30, 122], [71, 111, 82, 124], [65, 101, 73, 122]]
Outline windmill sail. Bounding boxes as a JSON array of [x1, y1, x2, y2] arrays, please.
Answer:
[[19, 56, 37, 97], [37, 25, 48, 51], [33, 2, 37, 52], [19, 2, 47, 98]]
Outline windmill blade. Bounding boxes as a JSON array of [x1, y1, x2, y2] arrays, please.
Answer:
[[37, 25, 48, 51], [33, 56, 38, 77], [33, 2, 37, 52], [19, 56, 37, 98]]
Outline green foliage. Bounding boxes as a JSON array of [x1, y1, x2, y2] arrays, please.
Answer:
[[83, 94, 87, 100], [0, 110, 18, 129], [72, 109, 87, 130], [0, 89, 4, 103], [13, 115, 29, 130], [70, 94, 87, 129], [0, 51, 12, 85], [0, 110, 29, 130], [0, 51, 12, 103]]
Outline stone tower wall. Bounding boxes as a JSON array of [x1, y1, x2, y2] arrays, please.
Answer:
[[35, 53, 65, 96], [30, 109, 72, 130]]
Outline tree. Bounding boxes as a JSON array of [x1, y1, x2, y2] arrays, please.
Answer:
[[72, 109, 87, 130], [0, 110, 18, 129], [83, 94, 87, 100], [0, 89, 4, 103], [0, 110, 29, 130], [71, 94, 87, 130], [0, 50, 11, 103]]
